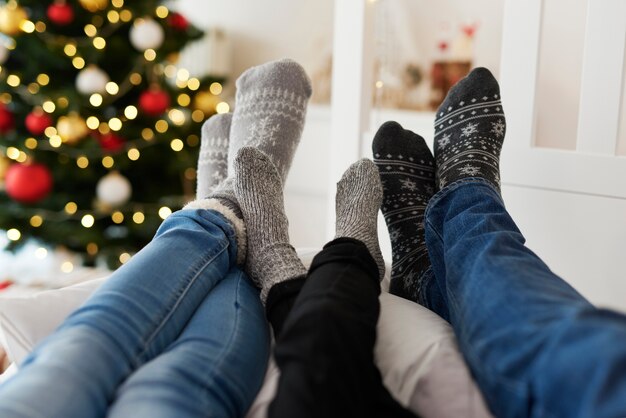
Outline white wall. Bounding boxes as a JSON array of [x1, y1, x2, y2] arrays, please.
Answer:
[[176, 0, 334, 83], [176, 0, 504, 91], [617, 50, 626, 156], [389, 0, 504, 75]]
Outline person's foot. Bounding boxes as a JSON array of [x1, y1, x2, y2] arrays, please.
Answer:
[[208, 59, 312, 225], [372, 121, 435, 302], [434, 67, 505, 191], [196, 113, 231, 199], [187, 60, 312, 265], [233, 147, 307, 304], [185, 112, 242, 263], [335, 159, 385, 280], [228, 58, 312, 184]]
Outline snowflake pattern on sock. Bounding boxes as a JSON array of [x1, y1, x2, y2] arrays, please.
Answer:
[[230, 83, 310, 184], [209, 59, 311, 215], [434, 68, 505, 191], [372, 121, 435, 303]]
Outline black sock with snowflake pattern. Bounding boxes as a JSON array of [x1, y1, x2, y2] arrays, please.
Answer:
[[434, 67, 505, 191], [372, 121, 435, 303]]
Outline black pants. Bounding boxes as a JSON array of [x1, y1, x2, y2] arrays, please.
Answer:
[[265, 238, 417, 418]]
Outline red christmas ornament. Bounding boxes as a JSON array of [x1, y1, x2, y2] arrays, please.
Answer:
[[0, 279, 13, 291], [47, 1, 75, 26], [168, 12, 189, 31], [5, 162, 53, 204], [139, 88, 170, 117], [25, 110, 53, 136], [97, 132, 125, 152], [0, 104, 14, 134]]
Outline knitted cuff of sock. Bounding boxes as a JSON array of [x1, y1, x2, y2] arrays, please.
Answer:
[[255, 243, 307, 305]]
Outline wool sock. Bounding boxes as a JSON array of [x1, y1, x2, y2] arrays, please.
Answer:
[[434, 67, 505, 191], [335, 159, 385, 280], [187, 60, 311, 265], [209, 59, 312, 222], [228, 58, 312, 184], [196, 113, 232, 199], [372, 121, 435, 302], [185, 117, 242, 264], [233, 147, 307, 305]]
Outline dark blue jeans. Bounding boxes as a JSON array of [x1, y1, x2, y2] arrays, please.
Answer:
[[421, 178, 626, 418]]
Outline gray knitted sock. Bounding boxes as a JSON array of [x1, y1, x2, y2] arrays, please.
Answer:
[[335, 159, 385, 280], [186, 116, 242, 264], [208, 59, 312, 222], [196, 113, 232, 199], [233, 147, 307, 305], [434, 67, 505, 191], [229, 58, 312, 184]]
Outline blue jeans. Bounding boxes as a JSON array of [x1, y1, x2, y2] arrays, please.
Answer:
[[421, 178, 626, 418], [0, 209, 270, 418]]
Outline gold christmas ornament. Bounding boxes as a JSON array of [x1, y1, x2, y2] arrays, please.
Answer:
[[167, 52, 180, 63], [0, 155, 10, 182], [0, 3, 28, 35], [57, 113, 89, 144], [79, 0, 109, 12], [193, 91, 219, 115]]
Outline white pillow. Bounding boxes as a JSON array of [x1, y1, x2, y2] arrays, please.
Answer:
[[0, 250, 491, 418], [0, 277, 108, 366], [376, 293, 491, 417]]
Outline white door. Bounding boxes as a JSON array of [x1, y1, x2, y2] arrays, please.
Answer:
[[499, 0, 626, 311]]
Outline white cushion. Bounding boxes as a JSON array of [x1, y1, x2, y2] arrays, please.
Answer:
[[0, 249, 491, 418], [0, 277, 108, 366]]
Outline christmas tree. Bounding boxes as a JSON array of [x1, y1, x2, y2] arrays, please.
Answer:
[[0, 0, 227, 267]]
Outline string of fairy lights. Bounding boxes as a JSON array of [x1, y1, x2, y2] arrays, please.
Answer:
[[0, 0, 230, 268]]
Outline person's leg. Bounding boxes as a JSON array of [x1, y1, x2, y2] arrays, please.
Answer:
[[265, 277, 307, 337], [425, 68, 626, 417], [268, 238, 416, 418], [107, 267, 270, 418], [233, 154, 414, 418], [425, 179, 626, 417], [0, 208, 241, 418]]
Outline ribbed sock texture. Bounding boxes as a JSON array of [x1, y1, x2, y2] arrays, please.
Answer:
[[208, 178, 242, 220], [228, 58, 312, 184], [434, 67, 505, 191], [334, 159, 385, 280], [233, 147, 307, 305], [372, 121, 435, 302], [196, 113, 231, 199]]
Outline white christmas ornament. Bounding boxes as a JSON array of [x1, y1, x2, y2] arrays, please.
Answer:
[[96, 171, 132, 207], [0, 44, 9, 65], [76, 65, 110, 95], [130, 18, 164, 51]]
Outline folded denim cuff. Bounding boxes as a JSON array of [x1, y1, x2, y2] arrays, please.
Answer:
[[183, 198, 246, 265]]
